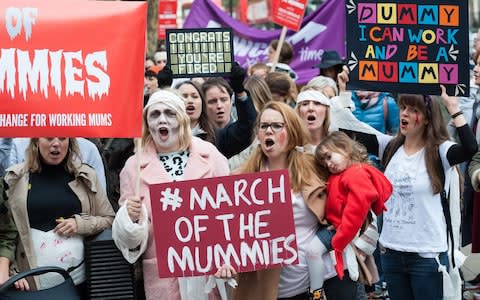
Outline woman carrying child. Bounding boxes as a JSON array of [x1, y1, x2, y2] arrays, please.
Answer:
[[305, 131, 392, 299]]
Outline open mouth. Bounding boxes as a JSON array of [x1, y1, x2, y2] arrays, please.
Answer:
[[307, 115, 316, 121], [159, 128, 169, 137], [264, 138, 275, 150], [186, 105, 196, 114], [50, 150, 60, 156], [400, 119, 408, 128]]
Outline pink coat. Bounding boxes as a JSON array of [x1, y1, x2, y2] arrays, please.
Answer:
[[119, 137, 230, 300]]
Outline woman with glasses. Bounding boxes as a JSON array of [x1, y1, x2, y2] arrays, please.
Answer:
[[231, 101, 328, 300]]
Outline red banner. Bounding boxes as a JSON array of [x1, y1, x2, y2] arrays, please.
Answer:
[[0, 1, 146, 137], [158, 0, 177, 40], [271, 0, 307, 31], [149, 170, 299, 278]]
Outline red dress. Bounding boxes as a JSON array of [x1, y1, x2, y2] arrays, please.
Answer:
[[325, 163, 392, 278]]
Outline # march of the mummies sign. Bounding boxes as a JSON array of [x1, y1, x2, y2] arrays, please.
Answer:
[[166, 28, 234, 78], [345, 0, 470, 96], [149, 170, 299, 278], [0, 1, 146, 137]]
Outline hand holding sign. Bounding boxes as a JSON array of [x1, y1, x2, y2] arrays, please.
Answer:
[[127, 196, 143, 222], [338, 66, 350, 93]]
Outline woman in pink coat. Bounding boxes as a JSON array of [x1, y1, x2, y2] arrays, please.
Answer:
[[112, 89, 232, 300]]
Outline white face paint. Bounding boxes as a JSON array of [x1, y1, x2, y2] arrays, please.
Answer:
[[146, 102, 180, 153], [323, 150, 350, 174]]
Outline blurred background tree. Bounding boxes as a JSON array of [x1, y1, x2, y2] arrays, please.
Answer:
[[146, 0, 158, 57]]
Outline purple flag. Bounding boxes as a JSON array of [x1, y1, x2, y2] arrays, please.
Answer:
[[183, 0, 346, 85]]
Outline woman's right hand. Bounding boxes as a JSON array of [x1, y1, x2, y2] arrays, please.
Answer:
[[126, 196, 142, 222]]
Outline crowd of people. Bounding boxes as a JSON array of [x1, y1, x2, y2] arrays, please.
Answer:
[[0, 26, 479, 300]]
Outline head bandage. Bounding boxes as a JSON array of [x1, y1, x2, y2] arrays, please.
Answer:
[[296, 90, 331, 107]]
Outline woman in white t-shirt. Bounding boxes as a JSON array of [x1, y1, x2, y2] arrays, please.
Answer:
[[340, 84, 477, 299]]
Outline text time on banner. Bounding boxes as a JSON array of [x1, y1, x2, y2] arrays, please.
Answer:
[[149, 170, 299, 278], [0, 1, 146, 137], [166, 28, 234, 78], [345, 0, 469, 96]]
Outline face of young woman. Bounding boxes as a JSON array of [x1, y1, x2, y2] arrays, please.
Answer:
[[399, 104, 427, 138], [38, 137, 69, 165], [474, 55, 480, 86], [144, 76, 158, 96], [257, 109, 289, 161], [319, 148, 350, 174], [204, 85, 232, 129], [178, 84, 202, 127], [146, 102, 181, 153], [298, 100, 328, 133]]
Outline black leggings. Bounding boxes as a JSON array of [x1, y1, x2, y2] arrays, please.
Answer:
[[277, 271, 358, 300], [324, 271, 359, 300]]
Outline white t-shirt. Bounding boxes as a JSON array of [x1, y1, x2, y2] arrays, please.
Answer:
[[278, 192, 335, 298], [379, 141, 454, 253]]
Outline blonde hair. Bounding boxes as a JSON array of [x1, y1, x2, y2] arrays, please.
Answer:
[[244, 75, 272, 112], [142, 88, 192, 151], [239, 102, 317, 192], [26, 138, 81, 174]]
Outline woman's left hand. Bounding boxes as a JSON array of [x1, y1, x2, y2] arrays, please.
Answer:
[[54, 217, 78, 236], [440, 85, 459, 113]]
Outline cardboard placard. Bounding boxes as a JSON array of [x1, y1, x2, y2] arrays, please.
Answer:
[[271, 0, 308, 32], [0, 1, 146, 137], [166, 28, 234, 78], [345, 0, 470, 96], [149, 170, 299, 278]]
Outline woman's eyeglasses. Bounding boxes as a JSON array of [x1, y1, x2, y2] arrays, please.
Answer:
[[258, 122, 285, 132]]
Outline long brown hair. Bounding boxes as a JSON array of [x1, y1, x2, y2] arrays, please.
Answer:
[[383, 94, 450, 194], [238, 101, 320, 192], [26, 138, 81, 174]]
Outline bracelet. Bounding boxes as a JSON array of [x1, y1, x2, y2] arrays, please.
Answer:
[[451, 111, 463, 119]]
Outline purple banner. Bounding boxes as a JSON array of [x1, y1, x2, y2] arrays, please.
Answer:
[[183, 0, 346, 85]]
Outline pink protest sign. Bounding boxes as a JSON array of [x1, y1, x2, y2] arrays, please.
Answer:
[[149, 169, 299, 278]]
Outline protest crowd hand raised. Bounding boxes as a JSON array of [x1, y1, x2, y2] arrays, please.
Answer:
[[337, 65, 350, 93], [440, 84, 466, 127], [157, 64, 173, 89], [127, 196, 142, 222], [230, 62, 246, 94]]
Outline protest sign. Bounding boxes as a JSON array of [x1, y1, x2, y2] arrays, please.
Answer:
[[149, 169, 299, 278], [184, 0, 345, 85], [166, 28, 234, 78], [0, 1, 146, 137], [158, 0, 177, 40], [271, 0, 308, 32], [346, 0, 470, 96]]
